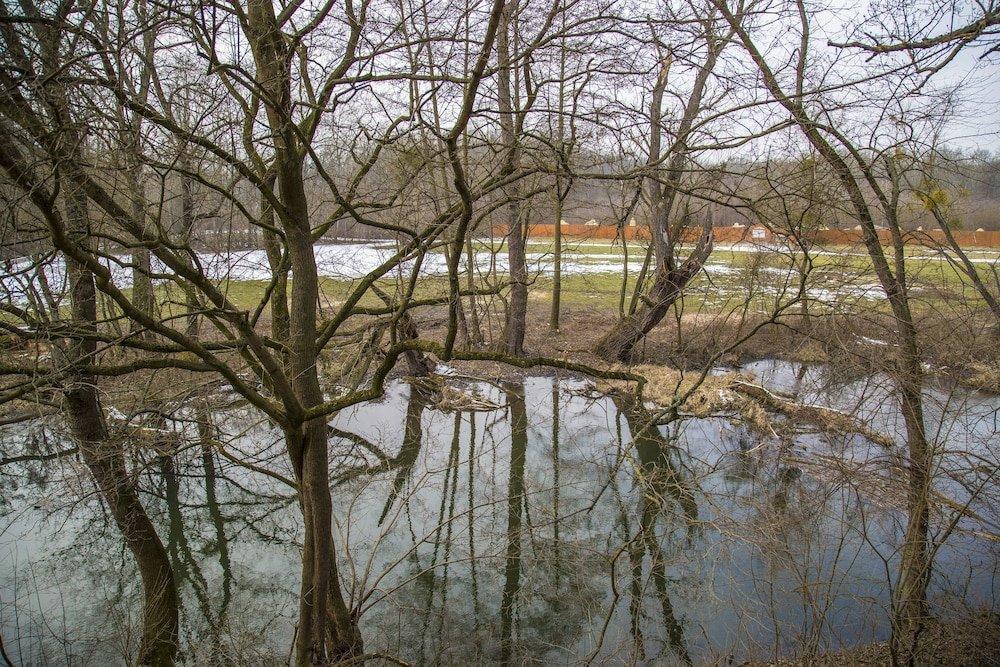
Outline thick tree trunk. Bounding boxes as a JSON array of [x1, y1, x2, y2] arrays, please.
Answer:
[[502, 220, 528, 355], [283, 172, 363, 664], [722, 24, 935, 656], [595, 49, 717, 361], [288, 422, 362, 663], [244, 1, 364, 656], [401, 311, 434, 376], [596, 229, 711, 361], [70, 396, 180, 666], [890, 321, 931, 664]]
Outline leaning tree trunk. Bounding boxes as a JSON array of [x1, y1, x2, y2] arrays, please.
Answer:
[[927, 202, 1000, 323], [595, 46, 719, 361], [63, 184, 179, 665], [67, 390, 180, 666], [705, 14, 937, 660], [596, 229, 712, 361]]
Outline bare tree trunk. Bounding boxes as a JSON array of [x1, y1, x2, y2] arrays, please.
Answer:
[[497, 0, 527, 355], [798, 253, 810, 318], [283, 178, 362, 663], [460, 14, 485, 348], [550, 11, 568, 332], [893, 339, 931, 664], [245, 1, 363, 660], [0, 116, 181, 661], [596, 50, 717, 360], [125, 163, 155, 332], [371, 284, 434, 377], [114, 1, 156, 336], [465, 233, 484, 347], [551, 181, 563, 330], [259, 180, 290, 344], [63, 183, 179, 666], [926, 203, 1000, 323], [596, 229, 712, 360], [595, 38, 722, 361], [177, 150, 201, 340], [709, 7, 934, 659]]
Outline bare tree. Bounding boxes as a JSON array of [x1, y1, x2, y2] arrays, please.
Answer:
[[0, 4, 180, 659], [595, 9, 731, 360], [710, 0, 997, 659]]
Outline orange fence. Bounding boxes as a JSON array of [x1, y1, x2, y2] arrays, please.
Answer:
[[493, 223, 1000, 248]]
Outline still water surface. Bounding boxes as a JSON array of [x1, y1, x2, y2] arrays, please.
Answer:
[[1, 361, 997, 664]]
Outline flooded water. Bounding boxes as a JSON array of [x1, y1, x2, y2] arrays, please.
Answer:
[[1, 361, 997, 664]]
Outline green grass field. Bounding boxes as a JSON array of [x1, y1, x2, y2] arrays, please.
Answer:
[[8, 240, 993, 328], [196, 239, 997, 320]]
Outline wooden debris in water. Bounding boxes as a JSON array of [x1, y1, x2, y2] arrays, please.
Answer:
[[597, 363, 750, 417], [406, 375, 502, 412], [730, 381, 896, 449]]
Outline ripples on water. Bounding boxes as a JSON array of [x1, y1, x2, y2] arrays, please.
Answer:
[[1, 361, 997, 664]]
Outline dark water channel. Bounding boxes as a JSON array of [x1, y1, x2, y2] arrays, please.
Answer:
[[2, 361, 997, 664]]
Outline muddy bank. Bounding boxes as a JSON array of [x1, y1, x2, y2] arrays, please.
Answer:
[[410, 302, 999, 393]]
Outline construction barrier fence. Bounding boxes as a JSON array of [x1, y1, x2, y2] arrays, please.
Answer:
[[491, 223, 1000, 248]]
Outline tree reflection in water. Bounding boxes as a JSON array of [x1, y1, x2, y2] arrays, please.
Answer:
[[1, 366, 996, 664]]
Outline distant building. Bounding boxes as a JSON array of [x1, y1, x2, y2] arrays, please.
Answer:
[[584, 219, 599, 226], [748, 224, 771, 241]]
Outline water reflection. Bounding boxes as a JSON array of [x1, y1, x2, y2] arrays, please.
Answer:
[[499, 382, 527, 666], [613, 394, 696, 664], [1, 363, 997, 664]]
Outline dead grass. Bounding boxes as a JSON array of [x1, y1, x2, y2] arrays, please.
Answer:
[[597, 364, 749, 417], [770, 612, 1000, 666], [965, 361, 1000, 393]]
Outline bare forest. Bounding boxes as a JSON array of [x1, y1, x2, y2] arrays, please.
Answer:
[[1, 0, 999, 664]]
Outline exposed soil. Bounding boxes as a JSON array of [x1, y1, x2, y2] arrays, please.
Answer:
[[411, 302, 1000, 393]]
